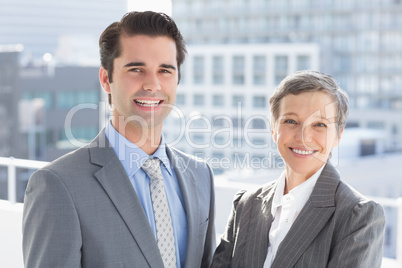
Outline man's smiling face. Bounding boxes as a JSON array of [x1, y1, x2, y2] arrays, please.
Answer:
[[100, 34, 178, 133]]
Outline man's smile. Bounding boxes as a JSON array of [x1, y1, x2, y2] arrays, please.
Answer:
[[134, 99, 163, 107]]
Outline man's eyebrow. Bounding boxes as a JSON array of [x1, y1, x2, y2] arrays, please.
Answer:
[[160, 64, 176, 71], [123, 62, 145, 68], [123, 62, 176, 71]]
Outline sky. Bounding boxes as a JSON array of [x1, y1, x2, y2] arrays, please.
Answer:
[[127, 0, 172, 15]]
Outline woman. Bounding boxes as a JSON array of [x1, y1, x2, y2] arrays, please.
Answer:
[[211, 70, 385, 268]]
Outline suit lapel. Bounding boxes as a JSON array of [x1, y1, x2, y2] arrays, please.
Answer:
[[166, 147, 199, 268], [89, 131, 164, 267], [271, 163, 340, 268]]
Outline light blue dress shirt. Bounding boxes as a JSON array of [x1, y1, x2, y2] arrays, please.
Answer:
[[105, 121, 188, 267]]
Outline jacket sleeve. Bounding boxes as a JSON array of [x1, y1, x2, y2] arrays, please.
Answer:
[[210, 190, 247, 268], [23, 169, 82, 267], [328, 200, 385, 268], [201, 165, 217, 268]]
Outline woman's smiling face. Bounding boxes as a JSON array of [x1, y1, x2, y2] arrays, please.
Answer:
[[272, 91, 343, 180]]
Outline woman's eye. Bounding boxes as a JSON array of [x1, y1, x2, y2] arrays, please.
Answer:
[[284, 119, 296, 124], [315, 122, 327, 127]]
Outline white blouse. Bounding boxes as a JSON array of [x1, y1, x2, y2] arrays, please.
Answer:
[[263, 165, 325, 268]]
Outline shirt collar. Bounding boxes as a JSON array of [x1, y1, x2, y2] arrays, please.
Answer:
[[271, 171, 286, 214], [105, 120, 173, 177], [271, 165, 325, 216]]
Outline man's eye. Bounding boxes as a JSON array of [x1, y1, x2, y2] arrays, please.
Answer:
[[160, 69, 171, 74], [315, 123, 327, 127], [129, 68, 141, 72]]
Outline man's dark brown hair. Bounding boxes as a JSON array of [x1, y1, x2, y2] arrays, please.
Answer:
[[99, 11, 187, 104]]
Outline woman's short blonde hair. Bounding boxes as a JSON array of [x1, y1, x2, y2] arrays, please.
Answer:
[[269, 70, 349, 134]]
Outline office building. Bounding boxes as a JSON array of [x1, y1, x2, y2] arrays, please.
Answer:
[[172, 0, 402, 152], [20, 63, 103, 161], [0, 0, 127, 62], [0, 47, 24, 158]]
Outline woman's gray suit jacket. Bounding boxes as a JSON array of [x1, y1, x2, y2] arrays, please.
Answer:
[[211, 162, 385, 268]]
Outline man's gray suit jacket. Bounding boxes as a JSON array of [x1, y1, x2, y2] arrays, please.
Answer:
[[211, 162, 385, 268], [23, 130, 216, 268]]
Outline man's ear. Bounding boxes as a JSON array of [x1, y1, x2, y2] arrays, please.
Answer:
[[99, 67, 111, 93]]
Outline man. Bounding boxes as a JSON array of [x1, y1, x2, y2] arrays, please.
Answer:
[[23, 11, 215, 268]]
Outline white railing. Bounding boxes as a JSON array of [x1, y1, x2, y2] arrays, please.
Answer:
[[369, 196, 402, 267], [0, 156, 47, 203], [0, 156, 401, 267]]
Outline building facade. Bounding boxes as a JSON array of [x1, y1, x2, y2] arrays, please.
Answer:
[[20, 64, 103, 161], [0, 48, 24, 158], [0, 0, 126, 62], [172, 0, 402, 152]]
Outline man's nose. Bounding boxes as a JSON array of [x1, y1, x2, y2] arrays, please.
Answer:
[[143, 73, 161, 92]]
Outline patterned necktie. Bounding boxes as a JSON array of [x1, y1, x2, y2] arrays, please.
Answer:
[[142, 158, 177, 268]]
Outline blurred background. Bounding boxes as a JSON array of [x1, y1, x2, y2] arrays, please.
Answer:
[[0, 0, 401, 267]]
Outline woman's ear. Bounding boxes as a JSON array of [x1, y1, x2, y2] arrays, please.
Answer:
[[271, 121, 278, 143], [333, 127, 344, 148], [99, 67, 111, 93]]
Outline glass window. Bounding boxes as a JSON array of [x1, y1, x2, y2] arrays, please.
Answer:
[[192, 134, 205, 144], [232, 95, 245, 107], [357, 32, 379, 51], [392, 125, 398, 135], [212, 56, 224, 84], [367, 121, 385, 129], [232, 117, 244, 129], [346, 122, 359, 128], [57, 92, 73, 109], [22, 91, 53, 110], [252, 137, 266, 146], [212, 94, 224, 107], [214, 135, 229, 145], [212, 151, 225, 159], [193, 56, 205, 84], [190, 118, 208, 128], [253, 55, 266, 85], [274, 55, 288, 85], [333, 55, 351, 72], [60, 126, 98, 143], [57, 90, 99, 109], [46, 129, 55, 146], [253, 96, 266, 108], [233, 136, 244, 147], [176, 94, 185, 105], [232, 55, 245, 85], [193, 94, 205, 106], [296, 55, 311, 70], [180, 62, 186, 84], [251, 118, 268, 129], [213, 117, 230, 127]]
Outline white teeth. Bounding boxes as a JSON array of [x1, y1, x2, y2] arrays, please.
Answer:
[[292, 148, 314, 155], [135, 99, 160, 107]]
